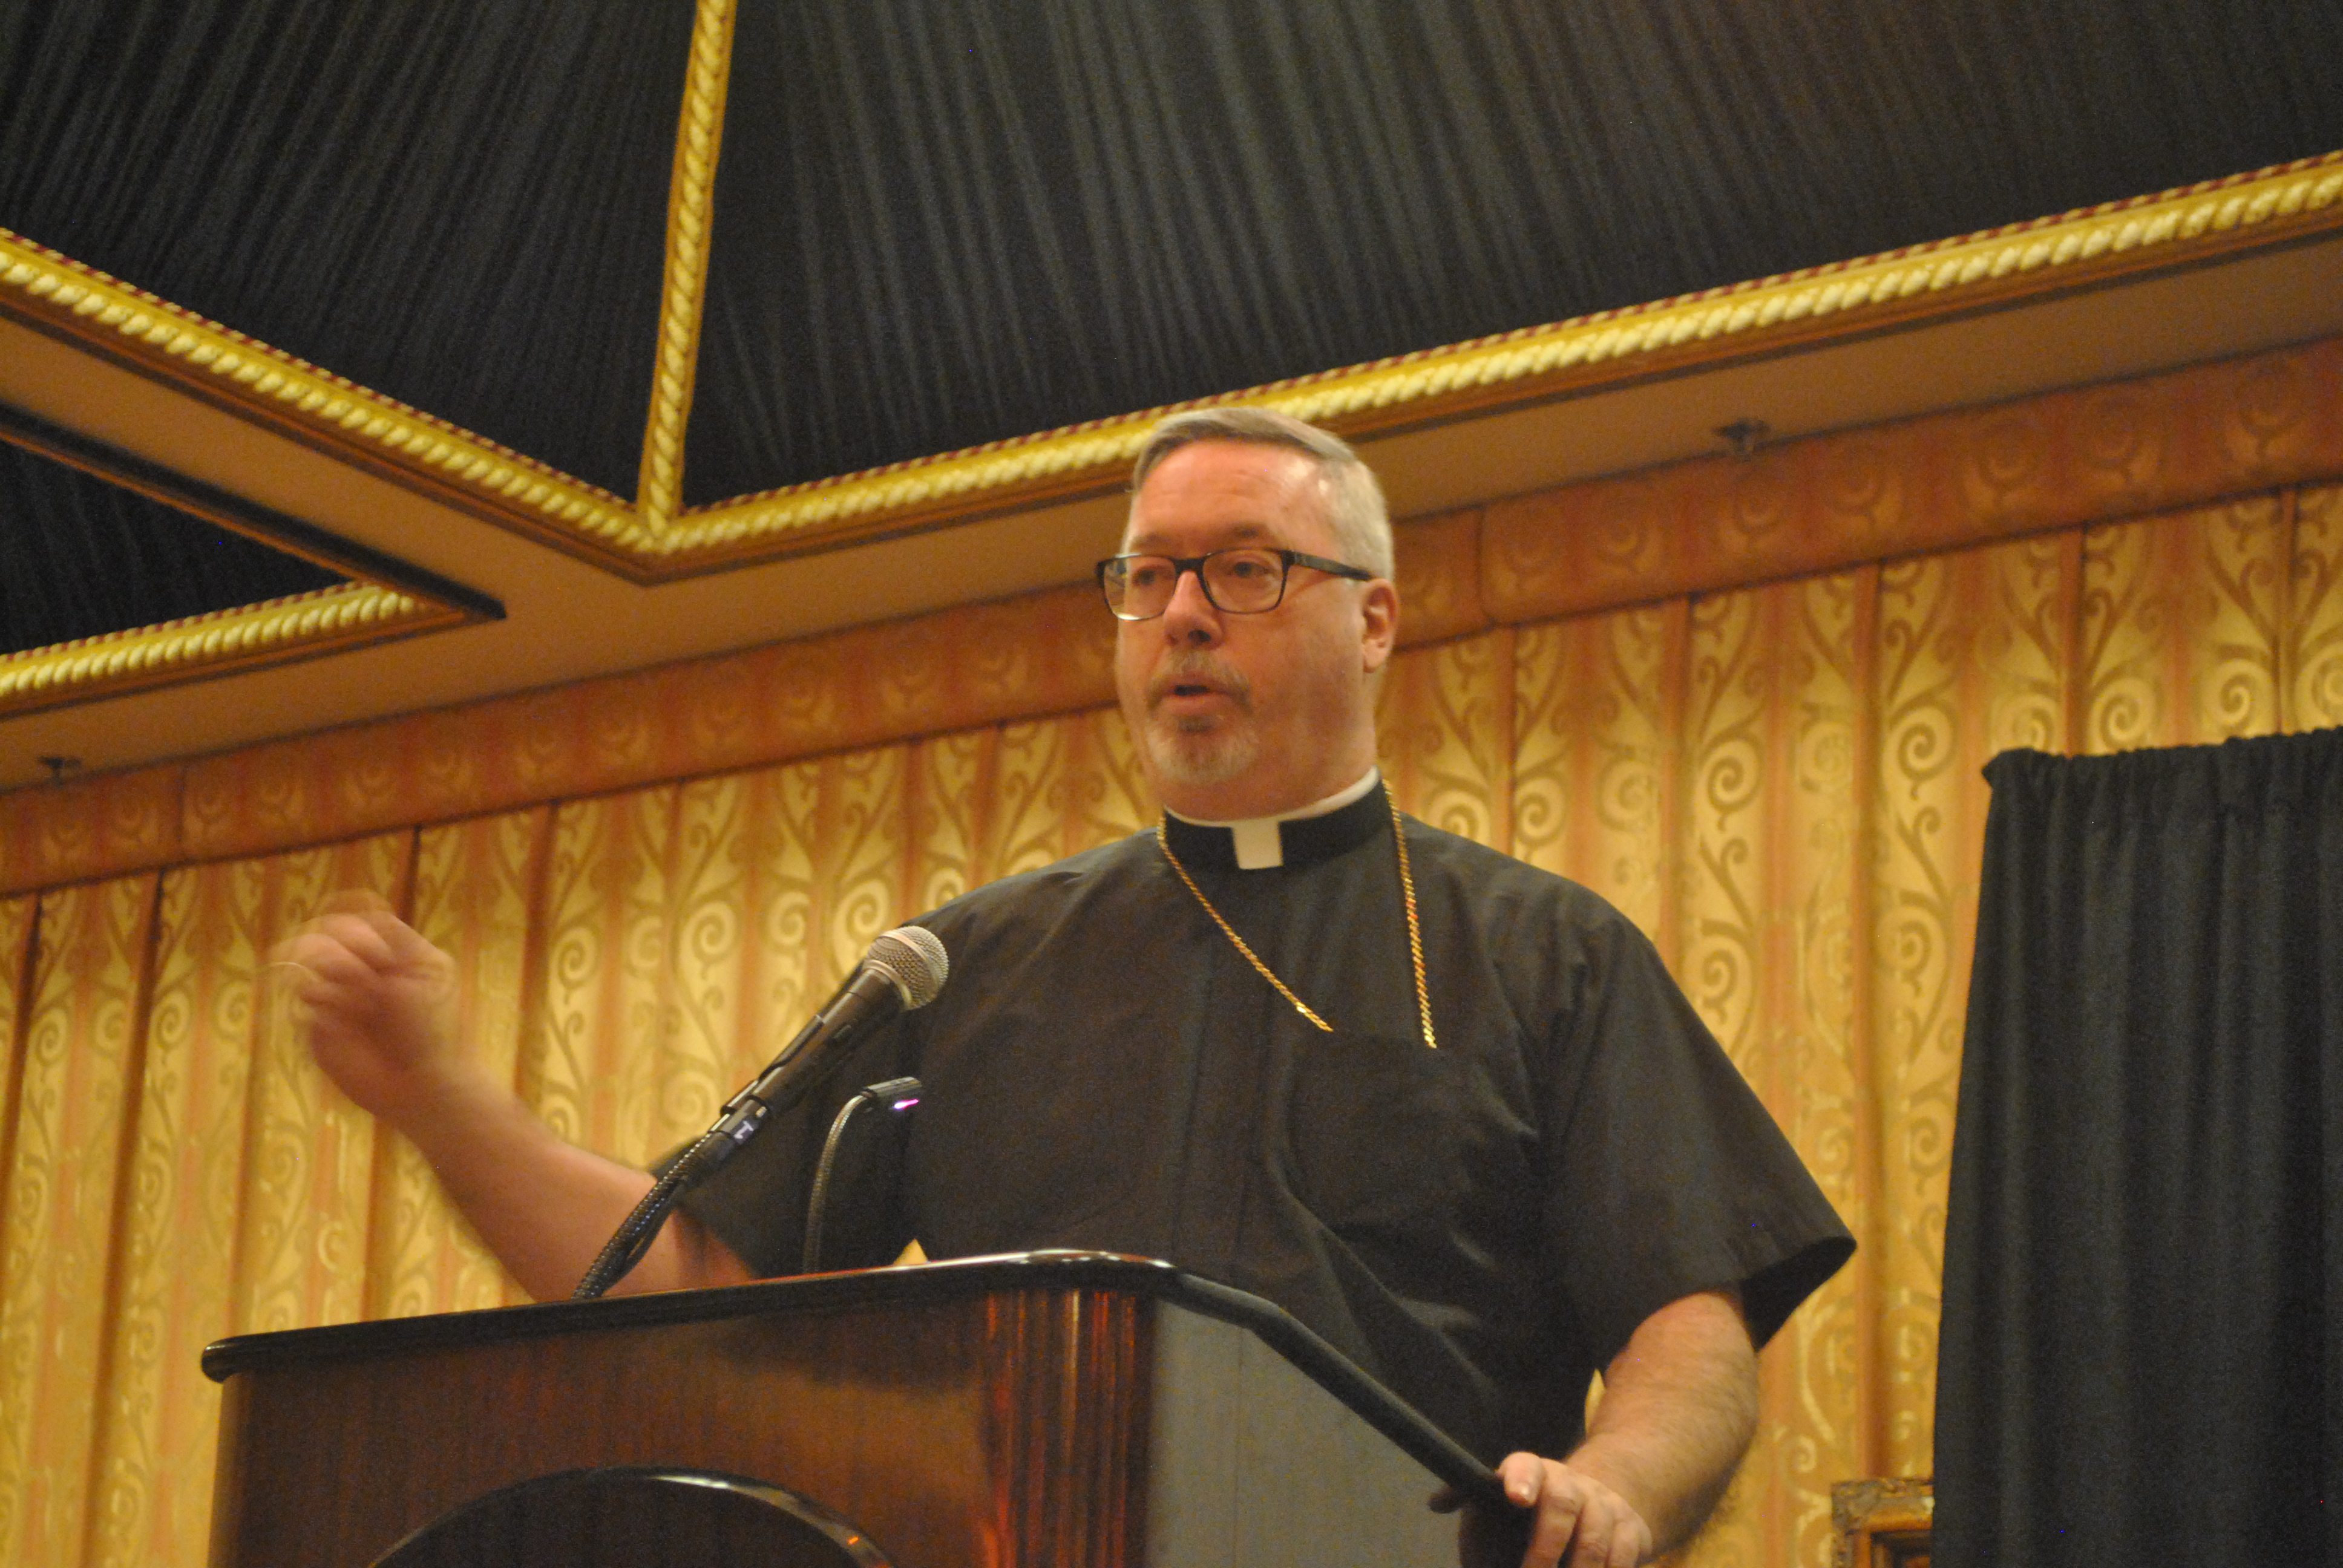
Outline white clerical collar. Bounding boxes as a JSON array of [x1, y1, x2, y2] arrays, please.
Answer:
[[1165, 769, 1381, 869]]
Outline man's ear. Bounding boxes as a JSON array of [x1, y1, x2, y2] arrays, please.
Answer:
[[1360, 578, 1400, 674]]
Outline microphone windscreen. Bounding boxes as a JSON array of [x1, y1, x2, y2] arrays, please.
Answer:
[[867, 926, 949, 1009]]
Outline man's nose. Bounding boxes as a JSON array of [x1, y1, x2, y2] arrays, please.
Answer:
[[1159, 566, 1222, 642]]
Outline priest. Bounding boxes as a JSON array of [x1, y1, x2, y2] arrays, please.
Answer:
[[283, 407, 1851, 1568]]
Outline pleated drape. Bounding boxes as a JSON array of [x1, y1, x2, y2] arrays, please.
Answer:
[[1937, 730, 2343, 1567], [692, 0, 2343, 495], [2, 482, 2341, 1567]]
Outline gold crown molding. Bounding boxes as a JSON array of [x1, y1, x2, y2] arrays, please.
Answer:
[[660, 151, 2343, 568], [0, 584, 458, 719], [4, 336, 2337, 892], [0, 229, 651, 560], [5, 154, 2338, 584], [636, 0, 736, 529]]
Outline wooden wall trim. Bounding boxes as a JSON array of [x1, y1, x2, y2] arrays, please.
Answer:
[[1484, 335, 2343, 622], [5, 335, 2339, 895]]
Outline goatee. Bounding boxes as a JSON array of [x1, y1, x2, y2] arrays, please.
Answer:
[[1139, 652, 1256, 786]]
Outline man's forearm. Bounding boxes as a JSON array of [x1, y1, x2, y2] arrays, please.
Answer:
[[393, 1071, 753, 1301], [1566, 1289, 1758, 1554], [284, 898, 760, 1302]]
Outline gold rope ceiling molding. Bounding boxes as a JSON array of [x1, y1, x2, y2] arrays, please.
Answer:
[[0, 584, 453, 718], [1, 145, 2338, 584], [635, 0, 735, 531]]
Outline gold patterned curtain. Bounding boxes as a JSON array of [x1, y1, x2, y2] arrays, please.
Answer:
[[4, 468, 2340, 1563]]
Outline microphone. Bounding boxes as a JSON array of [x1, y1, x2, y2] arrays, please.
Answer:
[[702, 926, 948, 1157], [571, 926, 948, 1299]]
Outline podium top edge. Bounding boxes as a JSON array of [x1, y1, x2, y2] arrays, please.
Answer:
[[201, 1250, 1179, 1380], [200, 1249, 1500, 1500]]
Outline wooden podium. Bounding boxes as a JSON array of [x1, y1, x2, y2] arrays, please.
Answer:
[[202, 1251, 1501, 1567]]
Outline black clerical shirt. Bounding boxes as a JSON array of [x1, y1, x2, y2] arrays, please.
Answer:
[[680, 782, 1851, 1463]]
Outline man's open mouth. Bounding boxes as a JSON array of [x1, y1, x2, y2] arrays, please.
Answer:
[[1150, 655, 1250, 711]]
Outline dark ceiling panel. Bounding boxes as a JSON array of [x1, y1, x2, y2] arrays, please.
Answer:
[[4, 0, 2341, 523], [0, 0, 693, 497], [684, 0, 2343, 503], [0, 439, 344, 656]]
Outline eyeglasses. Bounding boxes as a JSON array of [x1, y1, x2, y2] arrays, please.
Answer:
[[1096, 548, 1374, 621]]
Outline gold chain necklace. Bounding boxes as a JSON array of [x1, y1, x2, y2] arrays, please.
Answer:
[[1155, 789, 1438, 1049]]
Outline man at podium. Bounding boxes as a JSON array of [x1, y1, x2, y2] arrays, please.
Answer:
[[283, 409, 1850, 1568]]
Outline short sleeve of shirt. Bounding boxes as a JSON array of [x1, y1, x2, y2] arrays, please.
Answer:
[[1538, 907, 1852, 1365]]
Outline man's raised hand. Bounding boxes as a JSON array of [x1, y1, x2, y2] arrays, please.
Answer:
[[269, 889, 735, 1300], [275, 890, 470, 1128]]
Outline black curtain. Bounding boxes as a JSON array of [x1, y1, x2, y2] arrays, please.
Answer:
[[1938, 730, 2343, 1567]]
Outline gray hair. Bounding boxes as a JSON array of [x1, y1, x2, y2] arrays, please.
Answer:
[[1130, 407, 1394, 580]]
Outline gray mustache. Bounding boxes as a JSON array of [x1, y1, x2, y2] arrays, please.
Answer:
[[1149, 653, 1253, 706]]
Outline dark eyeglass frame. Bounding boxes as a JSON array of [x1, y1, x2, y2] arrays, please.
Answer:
[[1096, 547, 1374, 621]]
